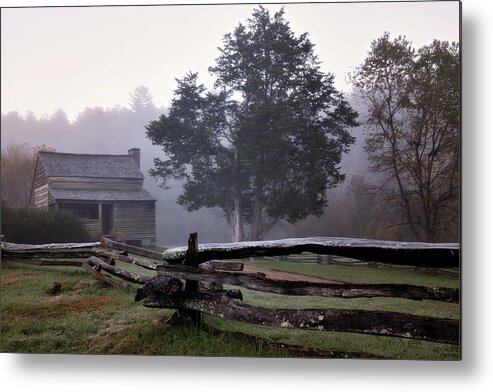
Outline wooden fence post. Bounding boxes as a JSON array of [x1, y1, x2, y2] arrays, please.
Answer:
[[182, 233, 202, 327]]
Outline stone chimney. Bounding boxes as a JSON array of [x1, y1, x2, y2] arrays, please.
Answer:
[[128, 148, 141, 168]]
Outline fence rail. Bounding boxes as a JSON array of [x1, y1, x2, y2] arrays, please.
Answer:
[[1, 234, 460, 353], [162, 236, 459, 268], [142, 282, 459, 344], [157, 264, 458, 302], [145, 233, 460, 345]]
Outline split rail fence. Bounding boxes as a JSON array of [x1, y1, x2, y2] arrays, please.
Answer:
[[1, 234, 460, 347]]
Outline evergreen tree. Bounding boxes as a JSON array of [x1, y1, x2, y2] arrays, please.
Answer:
[[146, 7, 357, 241], [129, 86, 155, 112]]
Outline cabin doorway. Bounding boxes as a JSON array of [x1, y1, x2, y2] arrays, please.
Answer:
[[102, 204, 114, 235]]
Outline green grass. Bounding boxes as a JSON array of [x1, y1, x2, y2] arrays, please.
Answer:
[[235, 285, 459, 318], [113, 259, 156, 277], [211, 260, 460, 360], [1, 259, 460, 359], [205, 316, 459, 360], [0, 261, 286, 356], [247, 258, 460, 288]]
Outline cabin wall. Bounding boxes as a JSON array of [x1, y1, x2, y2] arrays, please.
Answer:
[[81, 216, 103, 241], [33, 184, 48, 208], [56, 200, 156, 243], [31, 162, 52, 208], [112, 201, 156, 244]]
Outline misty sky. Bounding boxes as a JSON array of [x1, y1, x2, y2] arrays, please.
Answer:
[[1, 1, 459, 121]]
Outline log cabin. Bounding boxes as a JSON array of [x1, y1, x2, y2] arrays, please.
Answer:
[[29, 148, 156, 246]]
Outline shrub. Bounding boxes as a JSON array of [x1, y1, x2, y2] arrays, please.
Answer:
[[1, 205, 90, 244]]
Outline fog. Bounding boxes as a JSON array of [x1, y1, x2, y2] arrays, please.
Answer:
[[1, 3, 459, 245], [1, 103, 234, 246], [0, 95, 372, 246]]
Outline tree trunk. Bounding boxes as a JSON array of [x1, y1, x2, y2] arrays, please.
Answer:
[[247, 200, 260, 241], [231, 148, 245, 242], [232, 189, 244, 242]]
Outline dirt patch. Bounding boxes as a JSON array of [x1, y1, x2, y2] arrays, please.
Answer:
[[72, 279, 111, 291], [2, 276, 27, 287], [91, 320, 129, 339], [243, 265, 345, 284], [2, 272, 39, 287], [86, 320, 131, 353], [4, 295, 114, 320]]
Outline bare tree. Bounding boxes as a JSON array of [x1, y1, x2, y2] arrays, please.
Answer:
[[350, 33, 459, 242], [1, 143, 55, 208]]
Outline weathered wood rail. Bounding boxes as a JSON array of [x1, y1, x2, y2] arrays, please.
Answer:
[[1, 241, 98, 262], [100, 237, 162, 260], [138, 234, 460, 346], [162, 236, 460, 268], [158, 264, 458, 302], [142, 281, 459, 344], [1, 235, 461, 353], [1, 241, 101, 251]]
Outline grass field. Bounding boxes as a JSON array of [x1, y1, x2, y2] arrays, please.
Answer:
[[245, 257, 460, 287], [1, 258, 460, 359]]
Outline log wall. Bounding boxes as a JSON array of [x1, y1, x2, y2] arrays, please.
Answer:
[[57, 200, 156, 243], [112, 201, 156, 244], [30, 160, 51, 208], [81, 214, 103, 241]]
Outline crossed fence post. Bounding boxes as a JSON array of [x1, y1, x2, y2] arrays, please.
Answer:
[[181, 232, 202, 327]]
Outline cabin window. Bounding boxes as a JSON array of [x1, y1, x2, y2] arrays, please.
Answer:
[[59, 203, 99, 219]]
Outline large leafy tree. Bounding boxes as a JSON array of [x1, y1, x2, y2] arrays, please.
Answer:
[[350, 33, 460, 242], [146, 7, 357, 241]]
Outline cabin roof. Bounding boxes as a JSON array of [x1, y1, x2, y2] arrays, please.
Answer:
[[37, 151, 144, 179], [49, 187, 156, 202]]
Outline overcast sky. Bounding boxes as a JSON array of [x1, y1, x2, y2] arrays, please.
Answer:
[[1, 1, 460, 121]]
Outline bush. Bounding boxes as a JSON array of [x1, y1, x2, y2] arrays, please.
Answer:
[[1, 205, 90, 244]]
